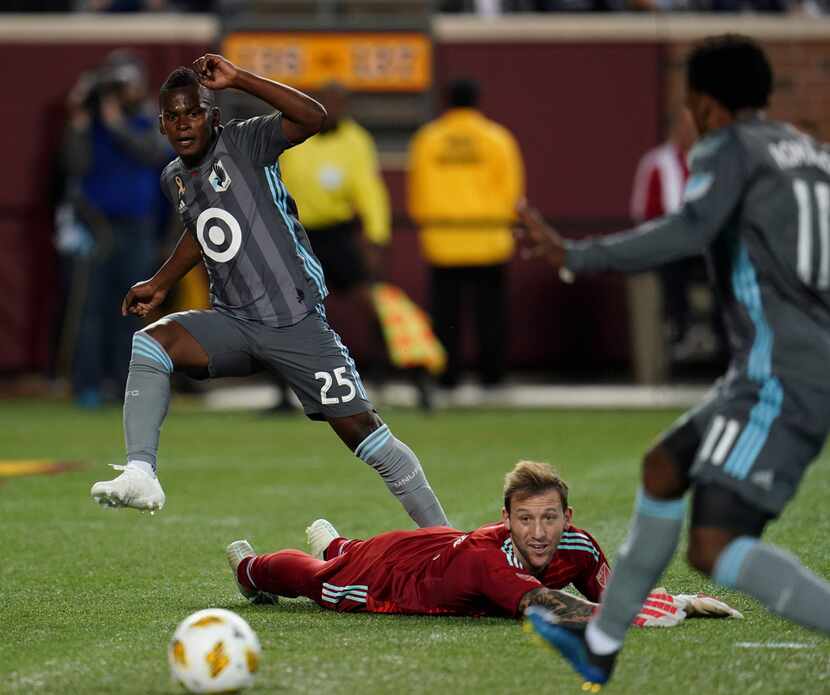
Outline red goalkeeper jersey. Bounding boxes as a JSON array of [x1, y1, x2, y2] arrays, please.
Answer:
[[313, 522, 610, 618]]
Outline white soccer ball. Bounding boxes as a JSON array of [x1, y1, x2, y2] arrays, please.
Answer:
[[168, 608, 261, 694]]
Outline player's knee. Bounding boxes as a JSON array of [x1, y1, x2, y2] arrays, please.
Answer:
[[129, 327, 175, 375], [687, 537, 715, 576], [687, 528, 734, 577], [330, 410, 384, 451], [688, 484, 770, 578], [141, 320, 210, 372], [142, 323, 177, 354], [642, 445, 686, 499]]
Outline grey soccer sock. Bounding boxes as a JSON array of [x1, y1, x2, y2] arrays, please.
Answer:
[[123, 332, 173, 473], [355, 425, 448, 528], [593, 488, 686, 643], [714, 537, 830, 634]]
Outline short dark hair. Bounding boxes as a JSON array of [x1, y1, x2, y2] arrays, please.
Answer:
[[159, 67, 213, 107], [447, 78, 480, 108], [687, 34, 773, 113]]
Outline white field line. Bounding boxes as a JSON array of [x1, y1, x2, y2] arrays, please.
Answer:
[[734, 642, 818, 649], [203, 383, 708, 411]]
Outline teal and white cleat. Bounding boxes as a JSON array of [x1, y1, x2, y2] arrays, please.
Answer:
[[524, 606, 616, 690], [225, 540, 278, 606], [306, 518, 340, 560], [90, 463, 165, 512]]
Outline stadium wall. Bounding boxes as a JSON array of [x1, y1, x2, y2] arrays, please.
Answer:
[[3, 15, 829, 379]]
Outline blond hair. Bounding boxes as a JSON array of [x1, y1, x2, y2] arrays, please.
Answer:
[[503, 460, 569, 512]]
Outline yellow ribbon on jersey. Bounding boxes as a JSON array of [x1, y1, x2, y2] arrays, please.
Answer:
[[371, 283, 446, 375]]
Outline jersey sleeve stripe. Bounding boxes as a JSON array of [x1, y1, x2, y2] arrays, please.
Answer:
[[273, 165, 328, 287], [268, 166, 328, 291], [263, 165, 328, 296], [561, 530, 592, 541], [556, 543, 600, 560], [557, 537, 597, 551]]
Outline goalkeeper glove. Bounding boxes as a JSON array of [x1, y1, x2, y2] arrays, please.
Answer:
[[633, 588, 686, 628], [674, 593, 744, 619]]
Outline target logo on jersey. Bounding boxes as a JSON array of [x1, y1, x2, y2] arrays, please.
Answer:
[[196, 208, 243, 263]]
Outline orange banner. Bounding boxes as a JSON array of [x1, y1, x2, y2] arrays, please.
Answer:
[[222, 32, 432, 92]]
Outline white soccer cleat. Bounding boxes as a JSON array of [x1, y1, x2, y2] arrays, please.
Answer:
[[225, 539, 278, 605], [306, 518, 340, 560], [90, 463, 165, 511]]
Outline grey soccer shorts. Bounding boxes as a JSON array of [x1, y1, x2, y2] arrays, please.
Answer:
[[170, 306, 372, 420], [659, 372, 830, 516]]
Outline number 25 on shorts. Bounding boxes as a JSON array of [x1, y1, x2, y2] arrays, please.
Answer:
[[315, 367, 356, 405]]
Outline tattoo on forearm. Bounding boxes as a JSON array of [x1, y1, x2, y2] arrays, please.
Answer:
[[519, 588, 596, 627]]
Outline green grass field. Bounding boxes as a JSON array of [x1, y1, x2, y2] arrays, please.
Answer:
[[2, 399, 829, 694]]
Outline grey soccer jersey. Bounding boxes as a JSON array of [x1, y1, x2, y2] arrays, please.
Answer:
[[161, 113, 327, 327], [566, 117, 830, 389]]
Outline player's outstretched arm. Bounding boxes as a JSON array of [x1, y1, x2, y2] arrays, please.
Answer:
[[192, 53, 326, 144], [518, 588, 596, 628], [122, 230, 202, 317]]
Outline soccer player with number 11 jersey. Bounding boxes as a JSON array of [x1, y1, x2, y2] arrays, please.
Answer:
[[90, 54, 447, 530], [518, 35, 830, 687]]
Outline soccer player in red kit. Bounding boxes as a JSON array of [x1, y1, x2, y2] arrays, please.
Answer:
[[227, 461, 611, 624]]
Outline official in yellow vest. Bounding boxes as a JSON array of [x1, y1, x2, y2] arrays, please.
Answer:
[[280, 81, 390, 292], [279, 82, 436, 410], [407, 79, 525, 388]]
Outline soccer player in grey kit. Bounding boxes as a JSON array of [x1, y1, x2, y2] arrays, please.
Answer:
[[519, 35, 830, 685], [90, 53, 448, 529]]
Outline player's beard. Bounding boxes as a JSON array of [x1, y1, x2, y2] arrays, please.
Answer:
[[512, 536, 556, 576]]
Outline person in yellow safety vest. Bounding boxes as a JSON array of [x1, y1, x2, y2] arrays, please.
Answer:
[[279, 82, 434, 410], [280, 81, 390, 279], [407, 78, 525, 390]]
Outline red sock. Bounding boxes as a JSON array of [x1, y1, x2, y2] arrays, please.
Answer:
[[242, 549, 325, 600]]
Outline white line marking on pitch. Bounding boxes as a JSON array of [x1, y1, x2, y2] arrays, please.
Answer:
[[734, 642, 818, 649]]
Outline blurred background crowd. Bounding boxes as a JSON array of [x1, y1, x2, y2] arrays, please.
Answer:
[[3, 0, 827, 15], [3, 2, 828, 412]]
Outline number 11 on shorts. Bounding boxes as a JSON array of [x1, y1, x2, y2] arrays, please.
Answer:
[[315, 367, 357, 405]]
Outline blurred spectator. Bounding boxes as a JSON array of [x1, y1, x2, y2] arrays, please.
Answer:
[[0, 0, 211, 9], [72, 0, 212, 11], [438, 0, 809, 10], [630, 108, 721, 365], [709, 0, 787, 9], [440, 0, 628, 11], [59, 50, 171, 407], [75, 0, 168, 10], [2, 1, 72, 10], [407, 78, 524, 391]]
